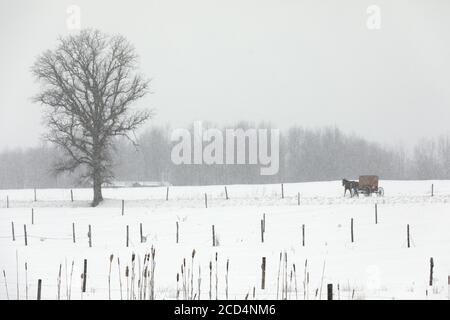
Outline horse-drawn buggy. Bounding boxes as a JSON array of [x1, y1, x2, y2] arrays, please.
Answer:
[[357, 175, 384, 196], [342, 175, 384, 197]]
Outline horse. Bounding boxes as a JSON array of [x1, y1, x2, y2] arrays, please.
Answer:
[[342, 179, 359, 197]]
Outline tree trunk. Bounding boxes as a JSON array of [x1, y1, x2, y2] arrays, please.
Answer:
[[92, 169, 103, 207], [91, 137, 104, 207]]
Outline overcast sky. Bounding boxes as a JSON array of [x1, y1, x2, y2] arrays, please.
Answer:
[[1, 0, 449, 151]]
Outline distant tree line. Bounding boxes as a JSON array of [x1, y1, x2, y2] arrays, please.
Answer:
[[1, 123, 449, 189]]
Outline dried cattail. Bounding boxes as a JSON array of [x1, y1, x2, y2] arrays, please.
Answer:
[[68, 260, 74, 300], [118, 258, 123, 300], [276, 252, 282, 300], [125, 265, 130, 300], [215, 252, 218, 300], [3, 270, 9, 300], [225, 259, 230, 300], [293, 263, 298, 300], [108, 254, 114, 300], [209, 261, 212, 300]]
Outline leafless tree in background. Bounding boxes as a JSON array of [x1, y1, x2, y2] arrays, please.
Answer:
[[31, 29, 152, 206]]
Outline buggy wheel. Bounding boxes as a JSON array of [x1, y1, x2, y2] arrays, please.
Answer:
[[363, 187, 371, 196], [378, 187, 384, 197]]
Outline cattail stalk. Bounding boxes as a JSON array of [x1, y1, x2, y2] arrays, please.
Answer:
[[276, 252, 282, 299], [3, 270, 9, 300], [108, 254, 114, 300]]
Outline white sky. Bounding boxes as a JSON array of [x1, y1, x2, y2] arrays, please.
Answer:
[[1, 0, 450, 151]]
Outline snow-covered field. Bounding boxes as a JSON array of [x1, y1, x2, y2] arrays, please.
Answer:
[[1, 180, 450, 300]]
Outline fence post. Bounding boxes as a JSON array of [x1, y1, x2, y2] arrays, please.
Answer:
[[351, 218, 354, 243], [261, 257, 266, 290], [261, 220, 264, 243], [24, 225, 28, 246], [225, 186, 229, 200], [6, 196, 9, 209], [205, 193, 208, 208], [140, 223, 143, 243], [82, 259, 87, 293], [34, 188, 37, 202], [126, 225, 129, 247], [407, 224, 410, 248], [88, 225, 92, 248], [302, 224, 305, 247], [430, 257, 434, 286], [37, 279, 42, 300], [121, 200, 125, 216], [11, 222, 15, 241], [212, 225, 216, 247], [375, 204, 378, 224], [72, 223, 76, 243], [298, 192, 300, 206], [176, 221, 179, 244], [70, 189, 74, 202], [431, 184, 434, 197], [263, 213, 266, 233], [31, 208, 34, 225], [327, 284, 333, 300], [166, 187, 169, 201], [281, 184, 284, 199]]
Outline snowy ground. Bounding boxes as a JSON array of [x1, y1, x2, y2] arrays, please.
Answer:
[[1, 180, 450, 300]]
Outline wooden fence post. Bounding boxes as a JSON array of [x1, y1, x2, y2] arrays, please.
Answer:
[[37, 279, 42, 300], [121, 200, 125, 216], [261, 257, 266, 290], [212, 225, 215, 247], [302, 224, 305, 247], [225, 186, 229, 200], [263, 213, 266, 233], [297, 192, 300, 206], [72, 223, 76, 243], [407, 224, 410, 248], [166, 187, 169, 201], [327, 284, 333, 300], [429, 257, 434, 286], [34, 188, 37, 202], [431, 184, 434, 197], [281, 184, 284, 199], [70, 189, 74, 202], [261, 220, 264, 243], [205, 193, 208, 208], [375, 204, 378, 224], [351, 218, 354, 243], [11, 222, 15, 241], [140, 223, 143, 243], [31, 208, 34, 225], [126, 225, 129, 247], [24, 225, 28, 246], [82, 259, 87, 293], [6, 196, 9, 209], [88, 225, 92, 248]]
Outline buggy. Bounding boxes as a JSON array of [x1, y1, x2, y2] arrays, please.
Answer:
[[356, 175, 384, 196]]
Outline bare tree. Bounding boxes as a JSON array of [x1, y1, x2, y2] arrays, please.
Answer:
[[32, 29, 152, 206]]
